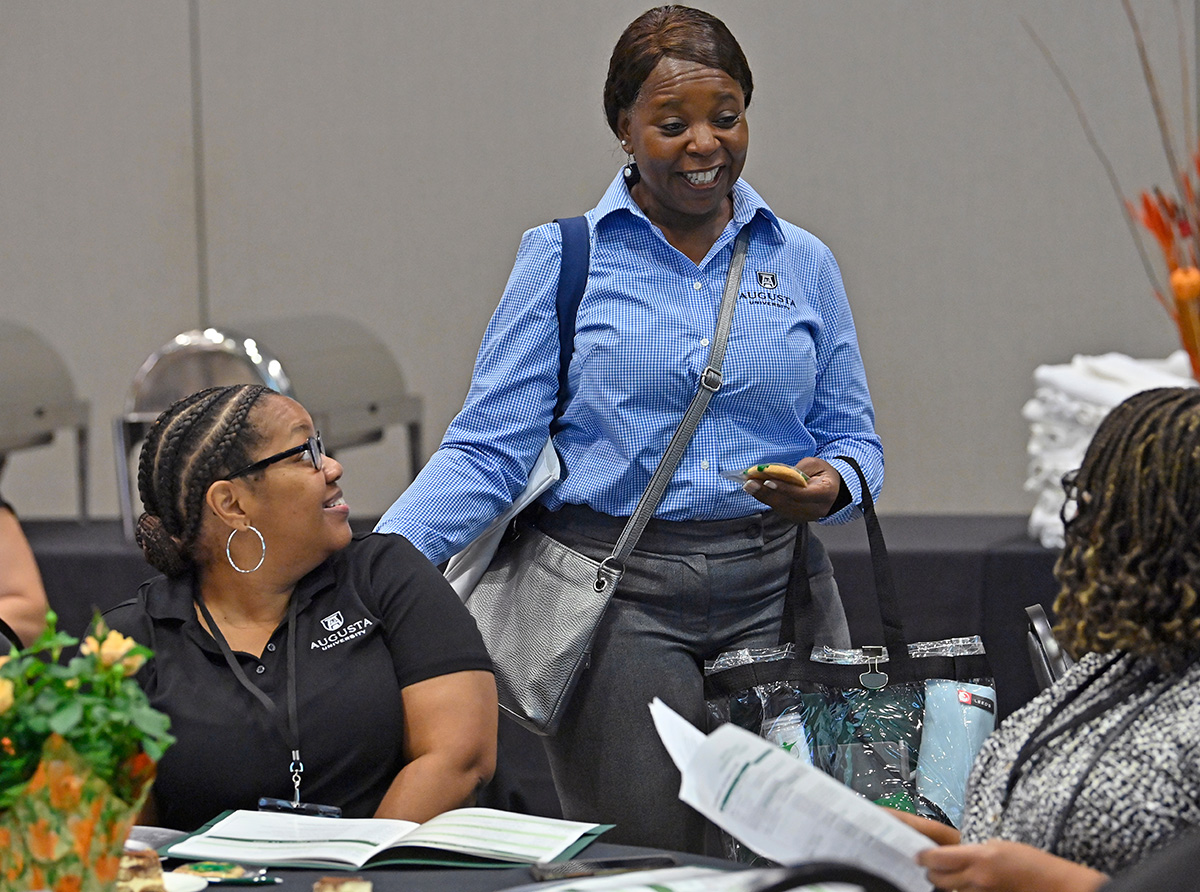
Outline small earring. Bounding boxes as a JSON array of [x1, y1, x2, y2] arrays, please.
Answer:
[[227, 525, 265, 573], [623, 154, 640, 186]]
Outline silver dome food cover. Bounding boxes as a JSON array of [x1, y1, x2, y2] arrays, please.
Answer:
[[114, 314, 423, 539], [0, 321, 90, 517]]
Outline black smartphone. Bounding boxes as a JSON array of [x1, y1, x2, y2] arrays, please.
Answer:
[[257, 797, 342, 818], [529, 854, 678, 880]]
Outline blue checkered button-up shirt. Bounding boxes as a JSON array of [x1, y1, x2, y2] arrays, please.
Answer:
[[376, 172, 883, 566]]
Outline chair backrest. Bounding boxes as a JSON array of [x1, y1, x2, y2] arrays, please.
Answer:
[[1026, 603, 1074, 691]]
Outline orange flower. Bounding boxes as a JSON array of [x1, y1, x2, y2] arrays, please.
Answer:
[[1172, 266, 1200, 300], [93, 853, 120, 884], [53, 873, 82, 892], [1133, 192, 1179, 270], [4, 846, 22, 880], [46, 759, 84, 811], [80, 628, 145, 673], [0, 826, 10, 850], [122, 751, 157, 799], [30, 865, 46, 891], [26, 756, 49, 794], [67, 810, 96, 860], [28, 818, 59, 861]]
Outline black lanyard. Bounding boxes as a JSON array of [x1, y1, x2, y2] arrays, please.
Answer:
[[194, 589, 304, 804]]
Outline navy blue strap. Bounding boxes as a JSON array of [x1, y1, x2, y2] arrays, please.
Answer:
[[553, 216, 589, 424]]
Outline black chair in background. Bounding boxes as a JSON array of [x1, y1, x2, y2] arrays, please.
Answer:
[[1025, 603, 1074, 691], [758, 862, 906, 892]]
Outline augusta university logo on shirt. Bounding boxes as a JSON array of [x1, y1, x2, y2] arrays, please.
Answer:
[[311, 610, 373, 651], [742, 271, 795, 310]]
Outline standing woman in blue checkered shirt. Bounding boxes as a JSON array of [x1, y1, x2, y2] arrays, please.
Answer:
[[377, 5, 883, 854]]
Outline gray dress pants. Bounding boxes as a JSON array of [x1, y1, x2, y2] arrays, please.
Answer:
[[535, 504, 850, 854]]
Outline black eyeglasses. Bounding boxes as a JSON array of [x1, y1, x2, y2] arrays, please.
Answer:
[[225, 434, 324, 480]]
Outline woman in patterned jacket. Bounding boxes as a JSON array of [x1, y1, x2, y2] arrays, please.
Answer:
[[897, 386, 1200, 892]]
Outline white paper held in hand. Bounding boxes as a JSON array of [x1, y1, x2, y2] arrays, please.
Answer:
[[649, 698, 935, 892], [444, 437, 562, 599]]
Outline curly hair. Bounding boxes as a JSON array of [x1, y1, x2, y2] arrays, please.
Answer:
[[603, 5, 753, 137], [1053, 386, 1200, 671], [135, 384, 273, 577]]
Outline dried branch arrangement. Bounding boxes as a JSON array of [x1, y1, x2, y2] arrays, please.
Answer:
[[1026, 0, 1200, 379]]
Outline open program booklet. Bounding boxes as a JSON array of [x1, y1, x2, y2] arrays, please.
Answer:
[[650, 699, 936, 892], [164, 807, 608, 870]]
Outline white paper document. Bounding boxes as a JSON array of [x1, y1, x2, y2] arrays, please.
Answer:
[[444, 436, 561, 598], [650, 698, 935, 892]]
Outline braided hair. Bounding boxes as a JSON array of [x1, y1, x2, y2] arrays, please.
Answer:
[[1054, 386, 1200, 671], [135, 384, 273, 577]]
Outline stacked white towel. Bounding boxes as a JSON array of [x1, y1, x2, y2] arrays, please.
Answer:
[[1023, 351, 1195, 548]]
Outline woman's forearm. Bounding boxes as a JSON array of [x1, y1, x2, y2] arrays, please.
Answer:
[[372, 750, 494, 823]]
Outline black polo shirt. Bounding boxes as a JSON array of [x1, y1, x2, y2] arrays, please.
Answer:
[[105, 532, 492, 831]]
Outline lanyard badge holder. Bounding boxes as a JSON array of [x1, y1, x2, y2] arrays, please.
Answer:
[[194, 590, 343, 818]]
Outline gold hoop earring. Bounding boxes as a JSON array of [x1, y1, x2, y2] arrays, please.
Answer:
[[226, 525, 265, 573]]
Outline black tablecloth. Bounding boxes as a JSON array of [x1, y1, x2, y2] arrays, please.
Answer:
[[25, 513, 1061, 821], [209, 843, 737, 892]]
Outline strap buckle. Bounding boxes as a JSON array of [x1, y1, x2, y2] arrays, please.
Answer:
[[700, 366, 722, 392]]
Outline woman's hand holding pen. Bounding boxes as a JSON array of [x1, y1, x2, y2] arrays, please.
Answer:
[[742, 457, 843, 523]]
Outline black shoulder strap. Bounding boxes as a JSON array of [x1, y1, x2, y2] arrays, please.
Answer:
[[553, 216, 589, 425]]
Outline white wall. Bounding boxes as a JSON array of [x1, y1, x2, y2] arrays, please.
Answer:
[[0, 1, 1189, 519]]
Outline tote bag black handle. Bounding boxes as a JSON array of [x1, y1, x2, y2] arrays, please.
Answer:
[[783, 455, 911, 671], [706, 455, 990, 695]]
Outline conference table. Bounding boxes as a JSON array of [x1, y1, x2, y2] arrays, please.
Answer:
[[152, 841, 742, 892], [26, 512, 1060, 821]]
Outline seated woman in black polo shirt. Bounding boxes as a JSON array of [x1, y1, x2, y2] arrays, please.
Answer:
[[105, 384, 497, 831]]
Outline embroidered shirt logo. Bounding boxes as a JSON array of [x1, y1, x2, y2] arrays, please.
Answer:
[[756, 271, 778, 289], [740, 289, 796, 310], [311, 615, 373, 651]]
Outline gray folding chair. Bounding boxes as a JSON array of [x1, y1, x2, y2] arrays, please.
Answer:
[[1026, 603, 1074, 691]]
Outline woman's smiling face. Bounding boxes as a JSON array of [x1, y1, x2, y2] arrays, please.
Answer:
[[617, 57, 748, 235], [235, 395, 352, 576]]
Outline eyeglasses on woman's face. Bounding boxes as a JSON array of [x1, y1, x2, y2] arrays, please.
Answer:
[[224, 433, 324, 480]]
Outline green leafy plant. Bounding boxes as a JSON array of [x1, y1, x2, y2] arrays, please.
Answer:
[[0, 611, 174, 810]]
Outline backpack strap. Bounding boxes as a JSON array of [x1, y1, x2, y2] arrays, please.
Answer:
[[553, 216, 589, 425]]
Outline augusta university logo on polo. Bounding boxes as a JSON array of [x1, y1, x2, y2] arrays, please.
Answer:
[[743, 272, 795, 309], [312, 610, 373, 651], [321, 612, 343, 632]]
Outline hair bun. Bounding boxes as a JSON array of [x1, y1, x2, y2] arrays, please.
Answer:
[[135, 512, 190, 577]]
